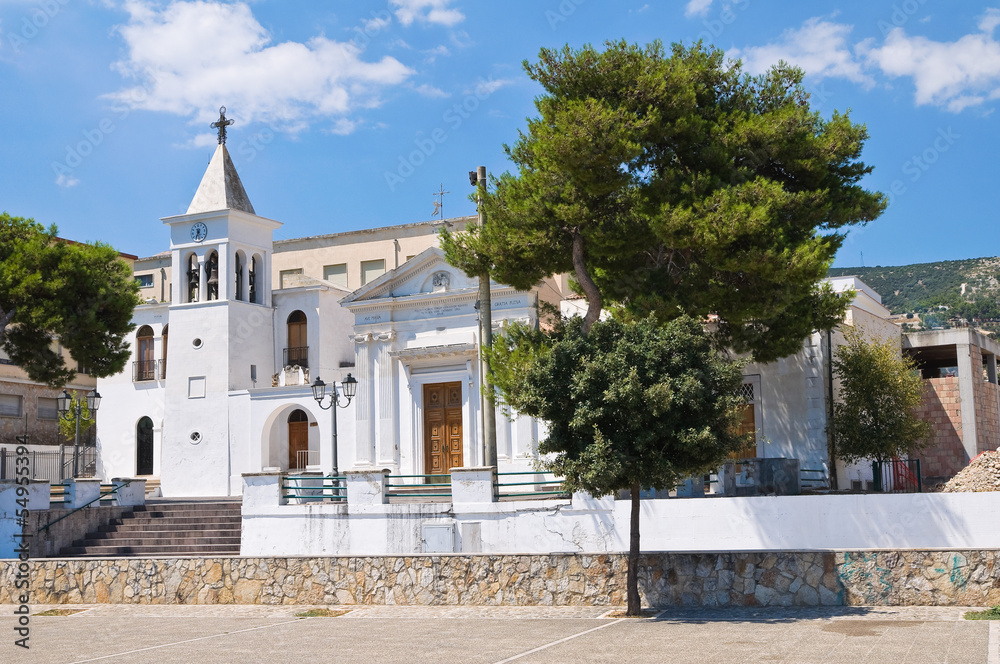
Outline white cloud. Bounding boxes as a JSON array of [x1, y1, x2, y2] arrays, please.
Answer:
[[413, 83, 448, 98], [861, 8, 1000, 112], [107, 1, 414, 132], [685, 0, 713, 19], [390, 0, 464, 27], [174, 132, 219, 149], [329, 118, 357, 135], [362, 15, 392, 32], [736, 17, 874, 87], [464, 77, 512, 96], [55, 173, 80, 188]]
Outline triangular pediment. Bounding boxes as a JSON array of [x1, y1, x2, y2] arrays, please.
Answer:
[[341, 247, 479, 305]]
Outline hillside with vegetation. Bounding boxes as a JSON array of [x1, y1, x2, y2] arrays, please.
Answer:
[[828, 257, 1000, 333]]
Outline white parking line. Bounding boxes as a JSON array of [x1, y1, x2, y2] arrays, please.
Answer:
[[66, 618, 303, 663], [491, 618, 627, 664], [988, 621, 999, 664]]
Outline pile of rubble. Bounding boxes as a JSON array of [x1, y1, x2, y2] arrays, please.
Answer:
[[941, 450, 1000, 492]]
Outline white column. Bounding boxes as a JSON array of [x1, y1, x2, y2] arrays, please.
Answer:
[[197, 255, 207, 303], [241, 254, 251, 303], [353, 333, 375, 466], [956, 342, 979, 463], [375, 332, 398, 468]]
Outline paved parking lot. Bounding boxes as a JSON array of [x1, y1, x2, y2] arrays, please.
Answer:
[[1, 604, 997, 663]]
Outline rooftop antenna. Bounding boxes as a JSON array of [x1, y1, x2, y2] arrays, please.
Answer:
[[431, 183, 449, 223]]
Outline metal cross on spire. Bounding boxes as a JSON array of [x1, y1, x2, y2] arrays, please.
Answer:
[[211, 106, 235, 145], [431, 183, 450, 220]]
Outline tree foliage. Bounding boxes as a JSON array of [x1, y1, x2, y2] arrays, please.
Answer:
[[0, 213, 139, 386], [443, 40, 886, 360], [830, 327, 931, 464], [57, 391, 94, 443], [489, 314, 749, 496]]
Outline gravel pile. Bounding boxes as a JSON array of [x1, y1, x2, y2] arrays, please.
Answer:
[[941, 450, 1000, 492]]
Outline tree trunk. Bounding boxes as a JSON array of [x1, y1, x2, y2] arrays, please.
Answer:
[[626, 481, 641, 616], [571, 228, 603, 334]]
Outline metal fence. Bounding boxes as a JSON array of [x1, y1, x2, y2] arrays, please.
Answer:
[[872, 458, 922, 493], [0, 445, 97, 481]]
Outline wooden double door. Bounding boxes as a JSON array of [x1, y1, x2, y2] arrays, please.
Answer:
[[424, 382, 463, 475]]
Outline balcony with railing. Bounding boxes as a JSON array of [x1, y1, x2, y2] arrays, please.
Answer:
[[283, 346, 309, 368], [133, 359, 163, 382]]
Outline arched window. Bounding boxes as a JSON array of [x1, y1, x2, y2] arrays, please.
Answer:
[[135, 326, 155, 381], [288, 409, 309, 470], [234, 252, 244, 301], [187, 254, 200, 303], [161, 325, 168, 379], [136, 416, 154, 475], [249, 255, 259, 304], [285, 311, 308, 368], [205, 251, 220, 301]]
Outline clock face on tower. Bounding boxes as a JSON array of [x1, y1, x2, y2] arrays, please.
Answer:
[[190, 222, 208, 242]]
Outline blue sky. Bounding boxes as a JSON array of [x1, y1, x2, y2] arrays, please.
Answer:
[[0, 1, 997, 268]]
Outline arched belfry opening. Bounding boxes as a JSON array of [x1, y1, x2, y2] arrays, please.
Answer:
[[186, 254, 200, 303], [205, 250, 220, 301], [234, 251, 245, 301]]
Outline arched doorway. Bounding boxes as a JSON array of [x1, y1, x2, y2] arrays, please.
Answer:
[[288, 409, 309, 469], [136, 325, 155, 381], [136, 416, 154, 475], [285, 311, 308, 367]]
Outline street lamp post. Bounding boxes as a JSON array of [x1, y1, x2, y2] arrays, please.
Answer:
[[311, 374, 358, 478], [56, 389, 101, 478]]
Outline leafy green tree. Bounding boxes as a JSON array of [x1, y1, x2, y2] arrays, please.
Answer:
[[830, 327, 930, 467], [0, 213, 139, 386], [443, 40, 885, 359], [57, 390, 94, 443], [489, 314, 748, 614], [444, 39, 886, 616]]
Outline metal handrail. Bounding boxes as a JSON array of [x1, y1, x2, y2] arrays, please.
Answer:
[[386, 474, 452, 497], [283, 346, 309, 368], [39, 480, 133, 532], [495, 471, 568, 498], [282, 474, 346, 501]]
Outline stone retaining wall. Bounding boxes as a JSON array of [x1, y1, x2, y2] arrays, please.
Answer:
[[2, 551, 998, 607]]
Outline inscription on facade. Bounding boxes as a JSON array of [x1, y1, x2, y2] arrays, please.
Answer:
[[414, 304, 465, 318]]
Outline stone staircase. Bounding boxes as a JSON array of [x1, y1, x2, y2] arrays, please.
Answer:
[[60, 500, 242, 557]]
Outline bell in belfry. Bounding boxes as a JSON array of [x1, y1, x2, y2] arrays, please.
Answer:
[[206, 254, 220, 300]]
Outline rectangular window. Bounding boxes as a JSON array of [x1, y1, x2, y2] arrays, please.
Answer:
[[135, 274, 154, 288], [0, 394, 23, 417], [37, 397, 58, 420], [361, 259, 386, 285], [279, 268, 304, 289], [323, 263, 348, 288]]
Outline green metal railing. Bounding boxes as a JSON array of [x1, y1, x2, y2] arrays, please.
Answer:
[[48, 482, 71, 506], [799, 468, 828, 487], [386, 474, 452, 498], [282, 475, 346, 502], [40, 480, 133, 532], [494, 471, 569, 499]]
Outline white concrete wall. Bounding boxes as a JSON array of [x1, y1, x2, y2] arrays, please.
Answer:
[[96, 304, 169, 481], [242, 476, 1000, 556]]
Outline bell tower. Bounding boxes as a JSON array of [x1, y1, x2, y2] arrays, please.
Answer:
[[159, 107, 281, 497]]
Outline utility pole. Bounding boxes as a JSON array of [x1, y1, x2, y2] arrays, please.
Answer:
[[472, 166, 497, 468]]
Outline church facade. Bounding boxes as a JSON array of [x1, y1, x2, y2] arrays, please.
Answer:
[[96, 139, 544, 497]]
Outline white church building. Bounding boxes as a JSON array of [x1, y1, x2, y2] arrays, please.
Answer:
[[96, 135, 543, 498], [95, 120, 904, 500]]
